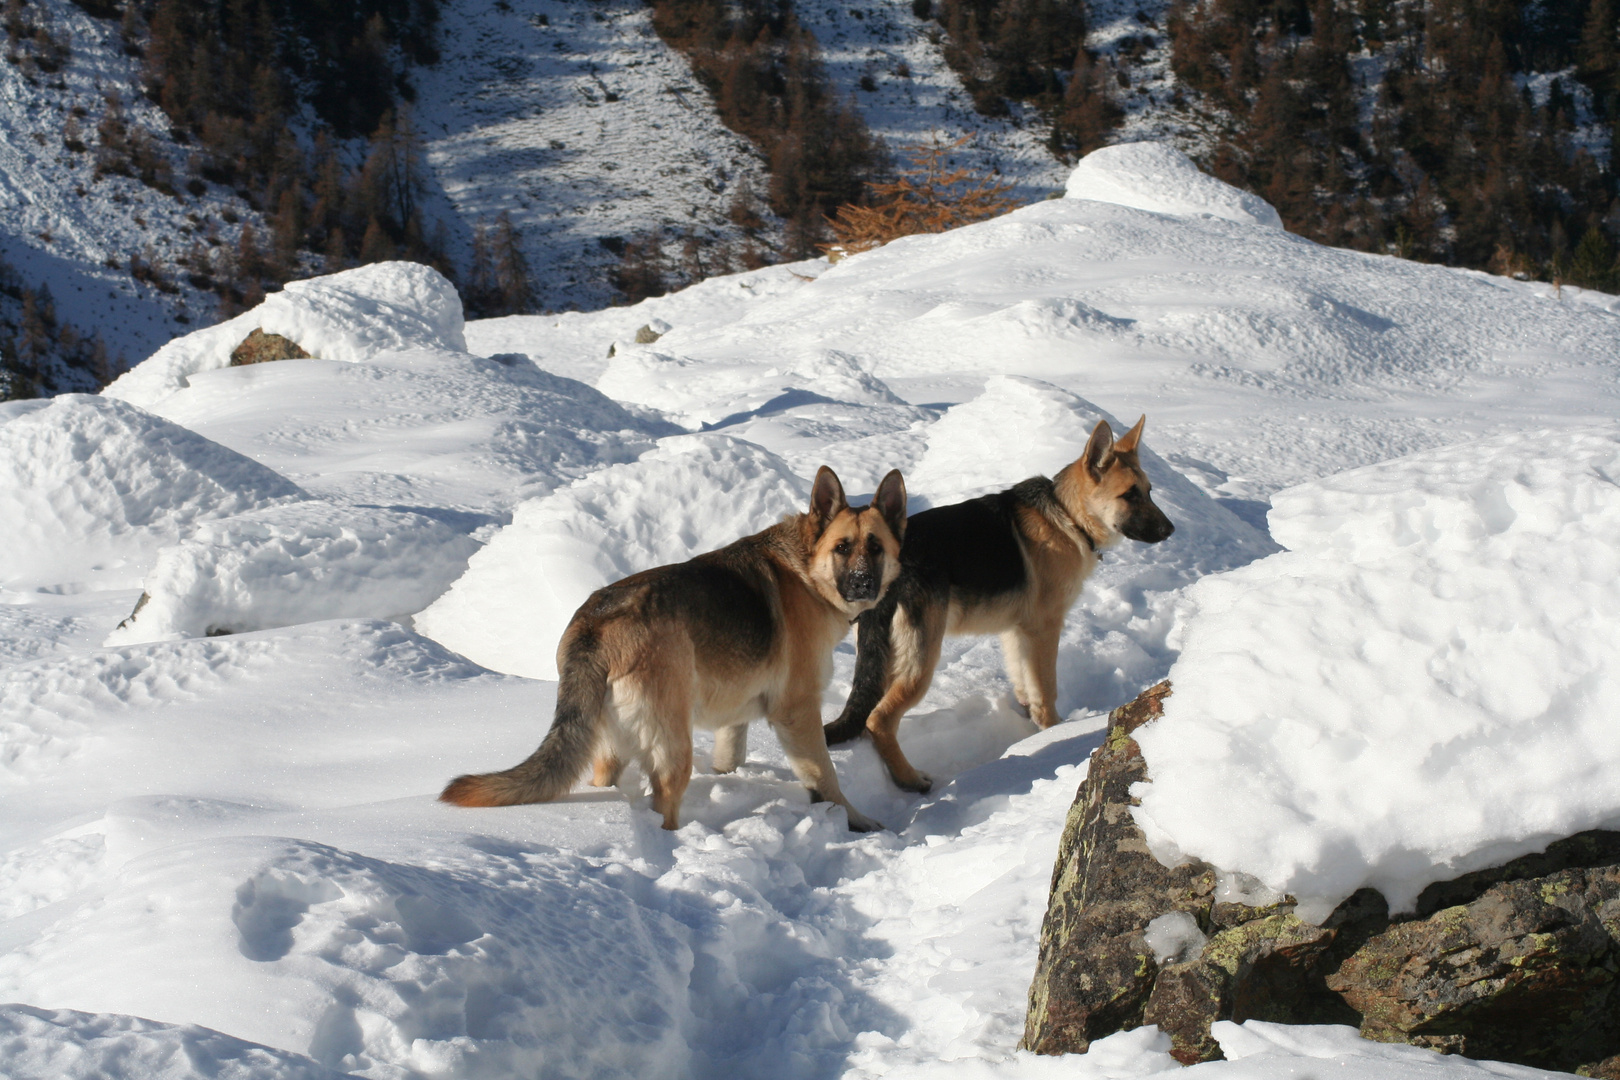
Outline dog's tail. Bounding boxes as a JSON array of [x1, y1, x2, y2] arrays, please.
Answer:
[[825, 598, 895, 744], [440, 630, 609, 807]]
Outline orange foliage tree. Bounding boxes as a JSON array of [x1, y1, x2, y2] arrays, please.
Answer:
[[822, 135, 1022, 258]]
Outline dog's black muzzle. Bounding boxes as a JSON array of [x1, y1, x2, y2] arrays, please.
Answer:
[[1123, 507, 1176, 543], [840, 568, 881, 603]]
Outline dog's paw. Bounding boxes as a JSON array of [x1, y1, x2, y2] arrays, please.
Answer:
[[845, 807, 885, 833], [895, 771, 932, 795]]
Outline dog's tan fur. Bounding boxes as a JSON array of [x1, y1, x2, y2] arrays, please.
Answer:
[[440, 467, 907, 831], [825, 417, 1174, 792]]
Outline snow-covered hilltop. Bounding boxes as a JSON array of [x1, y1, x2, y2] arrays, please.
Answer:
[[0, 0, 1082, 371], [2, 145, 1619, 1078]]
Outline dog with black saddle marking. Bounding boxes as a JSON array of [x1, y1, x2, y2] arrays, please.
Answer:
[[824, 416, 1174, 793], [441, 466, 907, 831]]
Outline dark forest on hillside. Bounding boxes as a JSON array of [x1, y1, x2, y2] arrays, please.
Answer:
[[912, 0, 1620, 288]]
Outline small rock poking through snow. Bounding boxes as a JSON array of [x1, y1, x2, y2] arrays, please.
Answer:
[[1064, 142, 1285, 230], [1134, 426, 1620, 923]]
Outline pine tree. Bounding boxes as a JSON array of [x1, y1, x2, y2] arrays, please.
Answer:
[[1579, 0, 1618, 115], [358, 217, 395, 264], [1568, 225, 1616, 291], [490, 212, 535, 315]]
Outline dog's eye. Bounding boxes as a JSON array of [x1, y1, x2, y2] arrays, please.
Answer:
[[834, 539, 853, 556], [1123, 488, 1143, 502]]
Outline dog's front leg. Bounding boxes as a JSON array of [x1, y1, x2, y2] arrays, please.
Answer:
[[1016, 616, 1066, 728], [769, 699, 883, 832]]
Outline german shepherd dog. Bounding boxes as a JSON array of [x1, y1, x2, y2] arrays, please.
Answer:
[[824, 417, 1174, 793], [440, 466, 907, 831]]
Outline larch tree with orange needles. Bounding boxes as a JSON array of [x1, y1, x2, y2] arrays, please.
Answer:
[[822, 135, 1023, 258]]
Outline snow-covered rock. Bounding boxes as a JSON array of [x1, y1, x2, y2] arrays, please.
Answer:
[[1064, 141, 1285, 230], [104, 263, 466, 409], [1134, 426, 1620, 922], [0, 1004, 349, 1080], [106, 503, 481, 645], [0, 395, 304, 591], [416, 434, 810, 680]]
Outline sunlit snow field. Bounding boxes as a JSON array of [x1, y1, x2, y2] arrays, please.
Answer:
[[2, 144, 1618, 1079]]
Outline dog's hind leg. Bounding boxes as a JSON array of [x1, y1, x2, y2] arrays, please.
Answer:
[[712, 722, 748, 773], [590, 753, 623, 787], [865, 603, 944, 793], [629, 658, 695, 830]]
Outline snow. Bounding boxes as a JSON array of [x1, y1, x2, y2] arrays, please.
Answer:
[[1142, 911, 1207, 966], [0, 1004, 349, 1080], [105, 503, 481, 645], [1064, 143, 1284, 230], [0, 394, 305, 591], [4, 148, 1620, 1078], [103, 263, 468, 410], [1133, 426, 1620, 922]]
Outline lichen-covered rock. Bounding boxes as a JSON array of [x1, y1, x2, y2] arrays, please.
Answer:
[[1330, 866, 1620, 1069], [229, 329, 310, 366], [1022, 679, 1620, 1073], [1022, 682, 1222, 1058]]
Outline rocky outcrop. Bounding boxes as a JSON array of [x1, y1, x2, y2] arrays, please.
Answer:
[[229, 329, 310, 366], [1022, 681, 1620, 1074]]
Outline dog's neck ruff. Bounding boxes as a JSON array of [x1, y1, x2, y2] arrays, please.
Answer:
[[1050, 496, 1098, 554]]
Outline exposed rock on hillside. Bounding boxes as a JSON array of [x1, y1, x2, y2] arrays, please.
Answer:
[[228, 330, 310, 366], [1023, 681, 1620, 1074]]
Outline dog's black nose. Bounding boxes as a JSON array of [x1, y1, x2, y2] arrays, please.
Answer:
[[842, 570, 878, 601]]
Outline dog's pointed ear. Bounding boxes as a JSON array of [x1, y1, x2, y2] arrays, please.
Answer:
[[1083, 419, 1115, 479], [871, 469, 907, 541], [1115, 415, 1146, 454], [811, 466, 847, 526]]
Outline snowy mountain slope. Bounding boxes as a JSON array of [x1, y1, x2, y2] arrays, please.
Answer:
[[2, 147, 1620, 1079], [0, 0, 269, 360], [410, 0, 1086, 313], [411, 0, 774, 312], [791, 0, 1070, 198]]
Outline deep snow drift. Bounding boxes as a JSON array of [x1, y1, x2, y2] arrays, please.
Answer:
[[3, 145, 1619, 1079], [1134, 427, 1620, 922]]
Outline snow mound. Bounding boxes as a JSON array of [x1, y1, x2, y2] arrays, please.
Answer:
[[0, 836, 694, 1080], [416, 434, 810, 680], [0, 395, 305, 591], [0, 1004, 348, 1080], [596, 345, 906, 431], [105, 262, 467, 409], [1064, 142, 1284, 229], [106, 503, 481, 645], [1134, 426, 1620, 922]]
